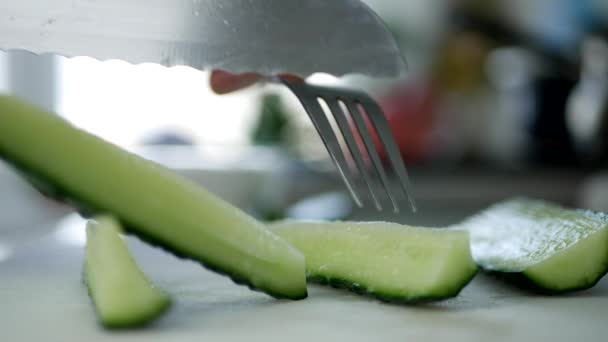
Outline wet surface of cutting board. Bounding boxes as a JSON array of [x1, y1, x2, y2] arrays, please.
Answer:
[[1, 228, 607, 342]]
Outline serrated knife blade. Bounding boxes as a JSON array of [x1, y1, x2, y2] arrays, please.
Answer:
[[0, 0, 406, 78]]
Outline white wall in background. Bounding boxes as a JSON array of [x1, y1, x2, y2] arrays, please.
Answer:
[[57, 57, 262, 149], [7, 51, 58, 111], [0, 51, 7, 93], [0, 51, 66, 251]]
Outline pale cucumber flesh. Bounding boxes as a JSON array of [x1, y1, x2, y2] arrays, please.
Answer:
[[459, 198, 608, 293], [0, 95, 307, 299], [270, 220, 478, 302], [85, 216, 170, 328]]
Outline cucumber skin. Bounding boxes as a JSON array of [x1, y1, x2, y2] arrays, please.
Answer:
[[308, 268, 479, 303], [82, 217, 171, 329], [483, 237, 608, 295], [0, 102, 305, 300], [486, 229, 608, 295], [270, 222, 479, 303], [1, 153, 303, 299], [464, 200, 608, 294]]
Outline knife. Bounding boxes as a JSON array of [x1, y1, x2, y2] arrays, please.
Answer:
[[0, 0, 415, 212], [0, 0, 406, 78]]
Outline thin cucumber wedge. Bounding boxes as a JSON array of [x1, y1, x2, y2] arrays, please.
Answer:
[[0, 95, 306, 299], [459, 198, 608, 293], [85, 216, 170, 329], [270, 220, 478, 302]]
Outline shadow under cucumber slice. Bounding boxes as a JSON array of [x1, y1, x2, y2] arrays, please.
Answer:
[[270, 220, 478, 302], [460, 198, 608, 294], [0, 95, 306, 300]]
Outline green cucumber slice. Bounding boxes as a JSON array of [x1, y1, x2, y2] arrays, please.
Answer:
[[270, 220, 478, 302], [0, 95, 306, 299], [459, 198, 608, 293], [85, 215, 170, 329]]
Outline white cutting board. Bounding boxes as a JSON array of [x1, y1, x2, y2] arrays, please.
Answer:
[[1, 227, 607, 342]]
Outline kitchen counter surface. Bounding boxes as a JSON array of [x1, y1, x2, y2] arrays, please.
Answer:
[[1, 217, 607, 342]]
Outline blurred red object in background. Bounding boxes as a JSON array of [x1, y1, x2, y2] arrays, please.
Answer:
[[374, 78, 440, 164]]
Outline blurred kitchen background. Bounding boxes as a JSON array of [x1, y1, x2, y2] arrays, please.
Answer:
[[1, 0, 608, 253]]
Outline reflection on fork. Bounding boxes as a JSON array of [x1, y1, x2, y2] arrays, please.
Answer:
[[283, 80, 416, 213]]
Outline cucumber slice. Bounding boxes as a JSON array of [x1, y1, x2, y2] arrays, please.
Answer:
[[270, 220, 478, 302], [459, 198, 608, 293], [0, 95, 306, 299], [85, 215, 170, 328]]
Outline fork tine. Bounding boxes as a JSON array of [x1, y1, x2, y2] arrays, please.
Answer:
[[324, 97, 383, 211], [357, 96, 417, 212], [282, 80, 417, 213], [283, 82, 364, 208], [344, 101, 400, 213]]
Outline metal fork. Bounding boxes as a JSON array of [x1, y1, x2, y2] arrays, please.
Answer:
[[283, 80, 417, 213]]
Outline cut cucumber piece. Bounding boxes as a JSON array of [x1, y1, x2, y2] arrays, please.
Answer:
[[270, 220, 478, 302], [0, 95, 306, 299], [459, 198, 608, 293], [85, 215, 170, 329]]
